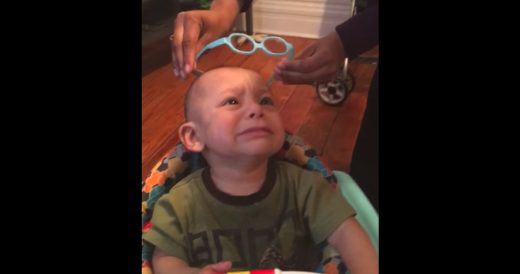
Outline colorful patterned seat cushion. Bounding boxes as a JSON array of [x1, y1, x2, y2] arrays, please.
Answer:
[[141, 133, 346, 274]]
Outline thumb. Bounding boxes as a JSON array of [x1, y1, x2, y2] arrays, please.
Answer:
[[209, 260, 232, 273], [295, 41, 318, 60], [277, 42, 318, 72]]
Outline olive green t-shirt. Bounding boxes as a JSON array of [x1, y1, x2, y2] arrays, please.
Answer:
[[143, 160, 355, 271]]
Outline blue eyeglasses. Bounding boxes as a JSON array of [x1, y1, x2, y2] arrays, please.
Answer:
[[192, 33, 294, 85]]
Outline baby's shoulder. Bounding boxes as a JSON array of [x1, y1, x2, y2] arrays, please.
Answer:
[[166, 168, 204, 195], [274, 160, 325, 186], [274, 159, 321, 176]]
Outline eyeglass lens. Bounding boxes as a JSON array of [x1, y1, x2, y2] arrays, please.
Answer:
[[229, 35, 254, 52], [229, 35, 288, 55], [262, 38, 288, 54]]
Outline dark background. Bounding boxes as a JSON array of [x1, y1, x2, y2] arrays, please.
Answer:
[[3, 1, 502, 273]]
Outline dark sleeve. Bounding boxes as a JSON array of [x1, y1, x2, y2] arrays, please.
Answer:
[[335, 0, 379, 59], [239, 0, 253, 12]]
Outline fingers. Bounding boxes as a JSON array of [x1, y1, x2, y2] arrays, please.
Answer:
[[200, 260, 232, 274], [274, 43, 334, 84], [172, 11, 211, 79], [273, 43, 320, 83], [275, 65, 333, 85], [291, 41, 319, 69], [172, 12, 186, 78], [274, 31, 348, 85], [210, 260, 232, 272], [182, 12, 204, 76], [275, 42, 316, 72], [273, 61, 312, 84]]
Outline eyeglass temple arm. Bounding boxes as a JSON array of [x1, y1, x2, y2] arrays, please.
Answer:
[[286, 44, 295, 60], [193, 39, 227, 76], [195, 39, 227, 60]]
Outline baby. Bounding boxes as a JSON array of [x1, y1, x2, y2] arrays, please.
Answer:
[[143, 67, 378, 274]]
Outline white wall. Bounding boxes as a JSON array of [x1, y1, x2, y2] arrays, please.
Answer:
[[250, 0, 353, 38]]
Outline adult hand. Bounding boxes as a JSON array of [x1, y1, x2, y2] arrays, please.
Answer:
[[199, 260, 232, 274], [151, 247, 232, 274], [171, 1, 239, 79], [274, 31, 346, 85]]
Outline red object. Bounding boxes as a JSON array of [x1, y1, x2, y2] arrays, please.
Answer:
[[142, 222, 152, 232], [251, 270, 275, 274]]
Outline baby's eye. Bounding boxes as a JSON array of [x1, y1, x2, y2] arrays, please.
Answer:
[[224, 97, 239, 105], [259, 97, 274, 105]]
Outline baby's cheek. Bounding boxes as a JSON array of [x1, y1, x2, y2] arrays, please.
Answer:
[[274, 134, 285, 152], [212, 126, 231, 140], [273, 121, 286, 149], [272, 116, 285, 134]]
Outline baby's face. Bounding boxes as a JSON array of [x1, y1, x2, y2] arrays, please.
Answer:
[[191, 68, 285, 159]]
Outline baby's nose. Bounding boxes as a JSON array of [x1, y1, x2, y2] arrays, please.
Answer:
[[247, 103, 264, 118]]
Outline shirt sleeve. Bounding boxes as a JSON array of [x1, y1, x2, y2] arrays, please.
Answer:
[[335, 0, 379, 59], [142, 194, 189, 262], [297, 171, 357, 245]]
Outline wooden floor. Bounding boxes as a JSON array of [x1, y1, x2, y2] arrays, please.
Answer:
[[142, 35, 378, 179]]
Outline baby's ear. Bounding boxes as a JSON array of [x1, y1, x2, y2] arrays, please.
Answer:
[[179, 122, 204, 152]]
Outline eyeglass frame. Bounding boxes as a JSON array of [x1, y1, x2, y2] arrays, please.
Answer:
[[184, 32, 294, 85]]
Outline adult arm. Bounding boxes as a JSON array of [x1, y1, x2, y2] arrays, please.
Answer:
[[274, 0, 378, 84]]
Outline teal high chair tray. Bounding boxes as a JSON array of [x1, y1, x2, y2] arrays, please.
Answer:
[[333, 171, 378, 254]]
